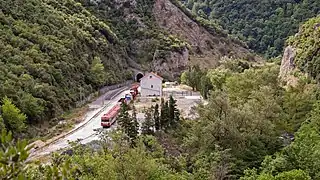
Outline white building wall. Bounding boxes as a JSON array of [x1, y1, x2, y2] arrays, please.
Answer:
[[140, 74, 162, 97]]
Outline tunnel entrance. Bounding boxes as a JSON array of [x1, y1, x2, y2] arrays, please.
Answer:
[[136, 73, 144, 82]]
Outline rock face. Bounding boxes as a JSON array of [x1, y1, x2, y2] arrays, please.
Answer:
[[85, 0, 260, 80], [279, 46, 298, 86], [153, 0, 259, 68], [152, 48, 189, 80]]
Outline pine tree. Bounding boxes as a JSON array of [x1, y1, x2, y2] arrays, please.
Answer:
[[174, 108, 180, 128], [160, 101, 170, 130], [168, 95, 176, 121], [154, 104, 160, 131], [117, 103, 131, 137], [129, 105, 139, 146], [141, 108, 154, 135], [168, 95, 180, 129], [117, 103, 139, 146]]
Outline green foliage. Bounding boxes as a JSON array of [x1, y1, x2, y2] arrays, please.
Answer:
[[241, 169, 311, 180], [0, 0, 130, 126], [241, 101, 320, 179], [26, 157, 75, 180], [88, 57, 107, 88], [281, 83, 318, 132], [180, 71, 189, 85], [170, 0, 233, 40], [129, 105, 139, 145], [154, 104, 160, 131], [1, 97, 27, 134], [117, 103, 138, 146], [182, 63, 320, 179], [141, 108, 155, 135], [0, 116, 5, 132], [288, 16, 320, 82], [1, 63, 319, 180], [181, 0, 320, 57], [78, 0, 189, 65], [0, 130, 31, 179], [160, 101, 170, 130], [27, 132, 190, 179], [200, 75, 212, 99], [181, 60, 251, 99], [168, 95, 180, 129], [181, 65, 204, 91]]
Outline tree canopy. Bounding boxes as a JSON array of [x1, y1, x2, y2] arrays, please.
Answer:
[[0, 0, 132, 126], [181, 0, 320, 58]]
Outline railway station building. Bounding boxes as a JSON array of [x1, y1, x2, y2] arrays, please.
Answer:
[[140, 72, 163, 97]]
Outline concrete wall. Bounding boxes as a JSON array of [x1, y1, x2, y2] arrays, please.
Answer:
[[140, 74, 162, 96]]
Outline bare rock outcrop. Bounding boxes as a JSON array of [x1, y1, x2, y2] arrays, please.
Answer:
[[152, 48, 189, 80], [279, 46, 298, 86], [153, 0, 259, 67]]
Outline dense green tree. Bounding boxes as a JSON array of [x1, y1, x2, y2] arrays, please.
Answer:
[[117, 103, 139, 146], [1, 97, 27, 134], [200, 74, 212, 99], [0, 130, 31, 179], [180, 65, 203, 91], [0, 116, 5, 132], [181, 0, 320, 57], [141, 108, 155, 135], [129, 105, 139, 145], [180, 71, 190, 85], [154, 104, 160, 131], [242, 101, 320, 179], [88, 57, 107, 88], [241, 169, 311, 180], [160, 101, 170, 131], [281, 83, 318, 132], [168, 95, 180, 129], [207, 68, 229, 90], [287, 16, 320, 83], [0, 0, 132, 126], [18, 93, 45, 123], [117, 103, 131, 137], [26, 131, 191, 179]]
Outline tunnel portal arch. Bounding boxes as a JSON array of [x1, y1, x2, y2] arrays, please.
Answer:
[[135, 72, 144, 82]]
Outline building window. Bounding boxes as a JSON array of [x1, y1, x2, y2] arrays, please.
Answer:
[[149, 75, 152, 79], [151, 85, 153, 88]]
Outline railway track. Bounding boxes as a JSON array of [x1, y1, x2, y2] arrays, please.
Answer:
[[28, 87, 130, 160]]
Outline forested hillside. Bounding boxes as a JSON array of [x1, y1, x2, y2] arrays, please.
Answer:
[[241, 16, 320, 180], [1, 1, 320, 179], [2, 16, 320, 179], [182, 0, 320, 58], [4, 59, 320, 179], [78, 0, 258, 77], [0, 0, 259, 135], [287, 16, 320, 82], [0, 0, 133, 127]]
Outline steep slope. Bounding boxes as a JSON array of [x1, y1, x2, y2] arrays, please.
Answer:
[[182, 0, 320, 58], [0, 0, 260, 126], [79, 0, 259, 77], [153, 0, 258, 68], [280, 16, 320, 85], [0, 0, 132, 123], [78, 0, 190, 79]]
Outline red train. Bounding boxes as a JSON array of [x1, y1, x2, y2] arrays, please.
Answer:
[[100, 84, 139, 128]]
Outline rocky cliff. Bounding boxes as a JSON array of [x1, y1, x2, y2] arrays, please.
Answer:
[[279, 16, 320, 85], [79, 0, 260, 80], [279, 46, 298, 86], [153, 0, 260, 68]]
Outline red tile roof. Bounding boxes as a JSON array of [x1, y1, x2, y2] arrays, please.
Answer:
[[141, 72, 163, 81]]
